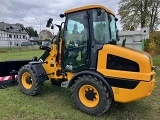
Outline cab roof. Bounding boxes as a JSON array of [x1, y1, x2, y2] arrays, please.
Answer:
[[65, 5, 115, 16]]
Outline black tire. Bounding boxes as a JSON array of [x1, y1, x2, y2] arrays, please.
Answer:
[[72, 75, 112, 116], [17, 64, 43, 96]]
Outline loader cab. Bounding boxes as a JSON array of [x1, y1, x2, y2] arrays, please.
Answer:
[[62, 5, 119, 71]]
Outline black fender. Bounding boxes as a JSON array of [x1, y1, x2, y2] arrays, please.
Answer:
[[29, 61, 49, 83], [68, 70, 114, 99]]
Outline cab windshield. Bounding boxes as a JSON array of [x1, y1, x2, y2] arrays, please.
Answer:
[[92, 9, 118, 44]]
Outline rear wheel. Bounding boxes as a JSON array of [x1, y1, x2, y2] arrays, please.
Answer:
[[18, 65, 43, 96], [72, 75, 112, 116]]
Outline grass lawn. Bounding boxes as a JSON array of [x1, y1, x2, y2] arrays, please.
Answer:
[[0, 47, 44, 61], [0, 49, 160, 120]]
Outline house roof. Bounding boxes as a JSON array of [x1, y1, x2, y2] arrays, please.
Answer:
[[39, 30, 53, 40], [32, 37, 39, 40], [0, 22, 27, 34]]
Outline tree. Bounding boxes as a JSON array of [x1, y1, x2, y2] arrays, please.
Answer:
[[94, 22, 106, 40], [34, 30, 38, 37], [25, 27, 38, 37], [149, 0, 160, 32], [118, 0, 160, 32]]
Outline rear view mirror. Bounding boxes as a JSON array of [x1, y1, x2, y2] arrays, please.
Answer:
[[115, 18, 118, 22], [46, 18, 53, 27], [51, 25, 54, 29], [60, 14, 65, 18]]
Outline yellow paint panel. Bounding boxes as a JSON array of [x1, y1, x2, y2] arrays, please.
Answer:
[[99, 69, 154, 81], [67, 72, 75, 81], [42, 44, 63, 80], [97, 44, 155, 81], [65, 4, 115, 15], [96, 44, 156, 102], [112, 79, 156, 103]]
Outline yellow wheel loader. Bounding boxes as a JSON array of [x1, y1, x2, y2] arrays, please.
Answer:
[[17, 5, 156, 116]]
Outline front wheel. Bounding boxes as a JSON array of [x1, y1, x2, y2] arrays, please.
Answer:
[[17, 65, 43, 96], [72, 75, 112, 116]]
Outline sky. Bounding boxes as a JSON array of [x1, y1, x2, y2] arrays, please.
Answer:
[[0, 0, 121, 34]]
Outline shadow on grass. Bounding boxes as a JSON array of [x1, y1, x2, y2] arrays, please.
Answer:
[[37, 81, 154, 119], [40, 81, 72, 97], [11, 80, 159, 120], [103, 101, 150, 119]]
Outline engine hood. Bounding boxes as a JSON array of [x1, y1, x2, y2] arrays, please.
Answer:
[[99, 44, 153, 73], [124, 46, 152, 61]]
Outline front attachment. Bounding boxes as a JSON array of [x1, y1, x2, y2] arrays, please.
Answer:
[[0, 75, 18, 89]]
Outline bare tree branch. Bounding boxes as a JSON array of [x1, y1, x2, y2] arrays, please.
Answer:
[[118, 0, 160, 32]]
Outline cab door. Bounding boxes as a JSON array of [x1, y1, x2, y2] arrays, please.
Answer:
[[62, 11, 89, 71]]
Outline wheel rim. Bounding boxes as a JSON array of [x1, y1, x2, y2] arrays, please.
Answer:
[[79, 85, 100, 107], [22, 72, 32, 89]]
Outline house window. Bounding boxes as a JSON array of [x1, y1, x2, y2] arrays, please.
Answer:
[[14, 35, 16, 38], [23, 35, 25, 39], [9, 34, 12, 38], [17, 35, 18, 38], [19, 35, 21, 38]]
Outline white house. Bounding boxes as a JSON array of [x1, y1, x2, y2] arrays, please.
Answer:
[[0, 22, 30, 47], [39, 30, 53, 45]]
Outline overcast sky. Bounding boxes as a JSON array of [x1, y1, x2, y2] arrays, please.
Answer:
[[0, 0, 121, 34]]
